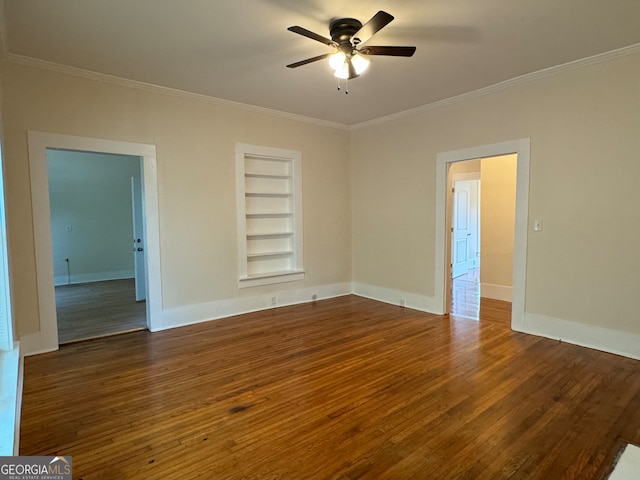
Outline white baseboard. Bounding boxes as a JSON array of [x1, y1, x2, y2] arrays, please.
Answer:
[[0, 341, 20, 455], [351, 282, 441, 314], [517, 313, 640, 360], [14, 352, 24, 455], [158, 283, 352, 331], [481, 283, 513, 302], [54, 269, 134, 286], [608, 443, 640, 480], [22, 278, 640, 362]]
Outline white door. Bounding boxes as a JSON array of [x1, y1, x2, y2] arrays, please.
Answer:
[[131, 176, 146, 301], [452, 181, 470, 278], [452, 179, 480, 278]]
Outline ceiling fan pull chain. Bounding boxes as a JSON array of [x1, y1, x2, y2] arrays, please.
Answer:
[[337, 77, 348, 94]]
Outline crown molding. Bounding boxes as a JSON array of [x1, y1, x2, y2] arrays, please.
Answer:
[[5, 53, 349, 131], [350, 43, 640, 131], [5, 42, 640, 132]]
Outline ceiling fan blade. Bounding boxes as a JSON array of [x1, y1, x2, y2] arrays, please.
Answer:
[[352, 11, 394, 45], [360, 46, 416, 57], [287, 26, 335, 46], [287, 53, 331, 69]]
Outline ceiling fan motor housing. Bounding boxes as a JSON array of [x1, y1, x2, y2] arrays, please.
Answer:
[[330, 18, 362, 53]]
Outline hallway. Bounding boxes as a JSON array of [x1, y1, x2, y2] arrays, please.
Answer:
[[450, 267, 480, 320]]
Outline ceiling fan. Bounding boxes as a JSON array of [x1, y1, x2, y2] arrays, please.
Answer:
[[286, 11, 416, 81]]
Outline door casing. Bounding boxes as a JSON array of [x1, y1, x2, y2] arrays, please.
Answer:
[[435, 138, 530, 331], [23, 131, 162, 355], [131, 175, 147, 302]]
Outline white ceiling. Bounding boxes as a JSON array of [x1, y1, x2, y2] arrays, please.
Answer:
[[1, 0, 639, 126]]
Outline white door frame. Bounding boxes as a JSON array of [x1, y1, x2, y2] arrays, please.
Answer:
[[22, 132, 163, 355], [435, 138, 530, 330], [131, 175, 147, 302]]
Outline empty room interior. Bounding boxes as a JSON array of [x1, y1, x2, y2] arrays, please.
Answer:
[[0, 1, 639, 479]]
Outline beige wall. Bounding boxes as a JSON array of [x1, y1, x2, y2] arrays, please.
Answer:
[[48, 150, 141, 284], [449, 160, 480, 176], [352, 52, 640, 335], [1, 50, 639, 352], [0, 61, 351, 337], [480, 154, 517, 290]]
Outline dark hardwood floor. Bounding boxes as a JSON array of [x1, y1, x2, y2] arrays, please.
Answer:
[[55, 279, 147, 344], [21, 295, 640, 479]]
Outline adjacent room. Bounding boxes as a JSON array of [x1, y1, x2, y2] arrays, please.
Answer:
[[48, 149, 147, 344], [0, 1, 639, 479]]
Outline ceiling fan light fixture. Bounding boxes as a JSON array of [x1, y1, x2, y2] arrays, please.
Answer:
[[333, 63, 350, 79], [329, 51, 347, 71], [351, 53, 370, 75], [287, 10, 415, 87]]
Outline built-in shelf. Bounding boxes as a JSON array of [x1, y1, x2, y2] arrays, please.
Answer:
[[238, 269, 306, 287], [236, 144, 304, 288], [246, 232, 292, 238], [245, 192, 292, 198], [246, 213, 291, 218], [244, 173, 292, 180], [247, 251, 293, 258]]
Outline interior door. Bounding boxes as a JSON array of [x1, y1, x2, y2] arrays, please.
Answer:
[[452, 181, 471, 278], [131, 176, 146, 301]]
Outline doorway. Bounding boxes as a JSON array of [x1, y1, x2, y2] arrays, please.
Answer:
[[448, 155, 518, 321], [434, 138, 530, 330], [450, 168, 481, 320], [47, 149, 147, 343], [22, 132, 161, 356]]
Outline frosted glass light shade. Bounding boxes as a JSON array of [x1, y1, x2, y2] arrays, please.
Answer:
[[351, 54, 370, 75], [333, 64, 350, 79], [329, 52, 347, 71]]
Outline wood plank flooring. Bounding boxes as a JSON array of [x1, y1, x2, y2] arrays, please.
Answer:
[[55, 279, 146, 344], [21, 295, 640, 479], [451, 268, 480, 321]]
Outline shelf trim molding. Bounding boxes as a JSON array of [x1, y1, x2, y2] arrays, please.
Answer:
[[244, 173, 293, 180], [245, 192, 292, 198], [247, 251, 294, 259], [238, 270, 306, 288]]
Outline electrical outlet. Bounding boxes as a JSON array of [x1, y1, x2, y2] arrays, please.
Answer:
[[312, 294, 317, 301], [533, 219, 543, 232], [271, 296, 276, 305]]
